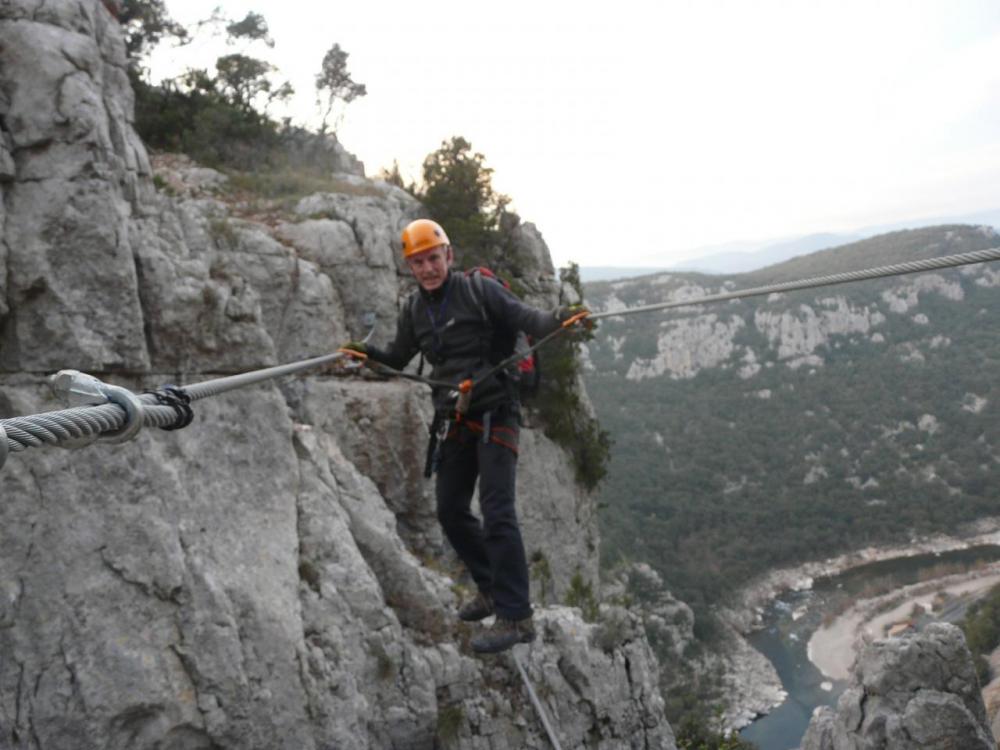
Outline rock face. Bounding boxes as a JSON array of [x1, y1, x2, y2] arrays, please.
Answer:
[[0, 0, 150, 373], [0, 2, 674, 748], [609, 564, 784, 730], [626, 313, 745, 381], [587, 253, 999, 382], [800, 623, 995, 750]]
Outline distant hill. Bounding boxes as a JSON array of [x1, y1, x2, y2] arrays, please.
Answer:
[[579, 208, 1000, 279], [668, 232, 862, 274], [579, 266, 671, 282], [857, 207, 1000, 239], [583, 225, 1000, 618]]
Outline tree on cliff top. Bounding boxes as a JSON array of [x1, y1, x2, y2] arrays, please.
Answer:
[[417, 136, 510, 267], [119, 0, 188, 72], [125, 5, 364, 172], [315, 44, 368, 135]]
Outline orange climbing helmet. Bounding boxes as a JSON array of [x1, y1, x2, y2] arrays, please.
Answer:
[[401, 219, 450, 258]]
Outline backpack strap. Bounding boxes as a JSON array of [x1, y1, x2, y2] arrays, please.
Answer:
[[407, 288, 421, 321], [464, 269, 495, 364], [407, 290, 430, 371], [464, 267, 491, 326]]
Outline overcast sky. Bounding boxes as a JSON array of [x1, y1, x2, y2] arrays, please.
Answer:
[[152, 1, 1000, 269]]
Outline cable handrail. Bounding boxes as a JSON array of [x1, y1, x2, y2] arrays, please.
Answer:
[[3, 246, 1000, 469], [588, 246, 1000, 320]]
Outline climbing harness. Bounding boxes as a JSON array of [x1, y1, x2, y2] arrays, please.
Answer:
[[512, 648, 563, 750], [3, 246, 1000, 470], [448, 415, 519, 453]]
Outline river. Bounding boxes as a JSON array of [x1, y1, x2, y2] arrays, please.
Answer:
[[738, 544, 1000, 750]]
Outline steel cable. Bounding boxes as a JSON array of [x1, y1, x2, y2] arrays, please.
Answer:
[[589, 246, 1000, 320], [512, 650, 563, 750], [183, 351, 346, 401], [0, 328, 374, 462], [0, 362, 337, 460], [2, 390, 288, 457], [2, 247, 1000, 467]]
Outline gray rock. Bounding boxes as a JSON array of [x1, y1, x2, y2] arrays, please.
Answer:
[[0, 5, 148, 372], [275, 217, 399, 339], [0, 130, 14, 182], [517, 426, 600, 602], [283, 377, 601, 602], [0, 383, 314, 749], [0, 2, 676, 748], [0, 136, 9, 320], [281, 378, 443, 559], [149, 154, 228, 198], [0, 376, 674, 749], [801, 707, 840, 750], [800, 623, 995, 750]]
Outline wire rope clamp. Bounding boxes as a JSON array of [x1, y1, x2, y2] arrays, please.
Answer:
[[0, 424, 8, 471], [98, 382, 144, 444], [49, 369, 144, 445], [146, 385, 194, 431]]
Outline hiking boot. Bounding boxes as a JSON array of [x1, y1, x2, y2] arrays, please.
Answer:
[[458, 591, 494, 622], [471, 616, 536, 654]]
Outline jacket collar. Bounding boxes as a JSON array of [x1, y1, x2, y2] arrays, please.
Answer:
[[419, 269, 455, 304]]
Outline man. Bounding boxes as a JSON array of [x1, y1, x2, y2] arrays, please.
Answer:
[[341, 218, 585, 654]]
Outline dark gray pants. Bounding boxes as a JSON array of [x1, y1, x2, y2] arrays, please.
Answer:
[[435, 412, 531, 621]]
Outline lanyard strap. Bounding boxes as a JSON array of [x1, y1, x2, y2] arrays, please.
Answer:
[[424, 281, 453, 354]]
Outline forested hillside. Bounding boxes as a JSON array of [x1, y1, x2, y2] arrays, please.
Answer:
[[583, 225, 1000, 625]]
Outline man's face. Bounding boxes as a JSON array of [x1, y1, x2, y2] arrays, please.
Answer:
[[407, 245, 453, 291]]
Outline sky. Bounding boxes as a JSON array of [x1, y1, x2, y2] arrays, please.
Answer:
[[150, 1, 1000, 269]]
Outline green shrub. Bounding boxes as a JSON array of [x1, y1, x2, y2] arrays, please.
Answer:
[[436, 705, 464, 745], [530, 550, 554, 603], [135, 76, 284, 171], [224, 169, 381, 210], [417, 137, 508, 267], [533, 263, 611, 489], [564, 571, 600, 622], [675, 713, 758, 750], [370, 643, 395, 682], [594, 607, 632, 652], [961, 582, 1000, 684], [207, 218, 238, 249]]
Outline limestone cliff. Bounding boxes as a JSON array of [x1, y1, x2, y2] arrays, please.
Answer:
[[800, 623, 995, 750], [585, 214, 1000, 726], [0, 2, 672, 748]]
